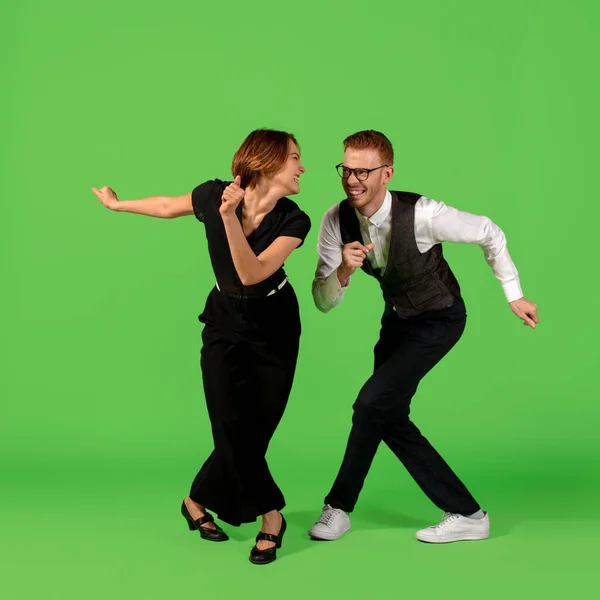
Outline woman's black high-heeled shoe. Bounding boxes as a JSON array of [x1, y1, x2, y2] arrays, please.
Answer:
[[181, 501, 229, 542], [249, 514, 287, 565]]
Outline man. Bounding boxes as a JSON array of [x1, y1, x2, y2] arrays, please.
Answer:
[[308, 130, 538, 543]]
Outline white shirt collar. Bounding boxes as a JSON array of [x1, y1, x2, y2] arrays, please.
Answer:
[[355, 190, 392, 228]]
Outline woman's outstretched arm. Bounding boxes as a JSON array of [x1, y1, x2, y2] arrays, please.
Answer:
[[92, 186, 193, 218]]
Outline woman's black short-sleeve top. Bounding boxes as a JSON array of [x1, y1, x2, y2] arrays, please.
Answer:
[[191, 179, 311, 296]]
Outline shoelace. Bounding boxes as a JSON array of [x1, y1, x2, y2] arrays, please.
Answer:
[[435, 512, 460, 531], [317, 506, 342, 527]]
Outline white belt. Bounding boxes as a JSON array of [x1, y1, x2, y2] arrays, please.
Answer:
[[216, 277, 288, 297], [267, 276, 289, 296]]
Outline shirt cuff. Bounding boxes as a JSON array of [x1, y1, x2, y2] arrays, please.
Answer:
[[324, 269, 347, 298], [313, 269, 348, 312], [502, 280, 523, 303]]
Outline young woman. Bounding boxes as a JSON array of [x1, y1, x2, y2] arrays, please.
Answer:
[[92, 129, 310, 565]]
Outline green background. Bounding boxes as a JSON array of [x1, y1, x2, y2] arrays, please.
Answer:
[[2, 0, 598, 597]]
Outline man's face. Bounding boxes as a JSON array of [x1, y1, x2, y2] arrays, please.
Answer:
[[340, 147, 393, 212]]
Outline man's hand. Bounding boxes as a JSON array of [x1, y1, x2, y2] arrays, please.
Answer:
[[509, 297, 539, 329], [337, 242, 375, 286], [220, 175, 245, 216], [92, 186, 119, 210]]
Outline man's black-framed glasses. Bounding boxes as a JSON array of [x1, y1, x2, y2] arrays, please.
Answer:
[[336, 163, 389, 181]]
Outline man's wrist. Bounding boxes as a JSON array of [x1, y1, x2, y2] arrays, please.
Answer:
[[336, 266, 351, 287]]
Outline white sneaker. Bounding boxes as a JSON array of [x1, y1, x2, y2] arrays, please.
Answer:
[[308, 505, 352, 540], [416, 512, 490, 543]]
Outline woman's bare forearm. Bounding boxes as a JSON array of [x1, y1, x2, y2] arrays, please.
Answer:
[[92, 186, 193, 218], [112, 196, 172, 218], [221, 213, 267, 284], [114, 193, 193, 218], [221, 213, 300, 286]]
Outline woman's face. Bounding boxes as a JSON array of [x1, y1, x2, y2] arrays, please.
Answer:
[[268, 139, 305, 196]]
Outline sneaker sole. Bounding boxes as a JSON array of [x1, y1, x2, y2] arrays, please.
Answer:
[[416, 532, 490, 543], [308, 524, 351, 541]]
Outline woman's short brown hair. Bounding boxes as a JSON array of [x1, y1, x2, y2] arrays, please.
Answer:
[[343, 130, 394, 165], [231, 129, 299, 188]]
